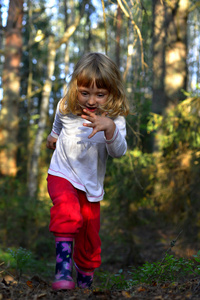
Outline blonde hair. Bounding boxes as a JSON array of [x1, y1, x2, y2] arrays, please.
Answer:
[[59, 52, 129, 117]]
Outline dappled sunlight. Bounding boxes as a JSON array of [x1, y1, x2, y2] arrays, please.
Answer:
[[179, 0, 189, 11], [8, 80, 20, 91], [180, 151, 192, 168], [5, 57, 19, 68], [165, 42, 187, 96], [34, 30, 45, 43], [166, 46, 186, 65], [0, 128, 18, 176], [165, 73, 185, 91], [0, 150, 17, 176]]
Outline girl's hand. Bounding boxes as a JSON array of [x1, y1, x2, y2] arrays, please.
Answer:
[[81, 109, 116, 139], [46, 134, 57, 150]]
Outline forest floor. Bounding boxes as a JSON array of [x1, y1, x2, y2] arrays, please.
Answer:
[[1, 222, 200, 299], [1, 278, 200, 300]]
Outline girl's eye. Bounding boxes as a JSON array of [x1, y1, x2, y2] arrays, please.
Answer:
[[81, 92, 88, 96], [98, 94, 104, 97]]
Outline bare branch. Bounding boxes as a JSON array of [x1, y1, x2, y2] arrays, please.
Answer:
[[56, 0, 89, 49], [188, 0, 200, 13], [117, 0, 129, 18], [117, 0, 147, 70], [20, 87, 43, 102]]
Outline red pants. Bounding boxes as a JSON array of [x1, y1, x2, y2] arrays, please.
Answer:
[[47, 174, 101, 271]]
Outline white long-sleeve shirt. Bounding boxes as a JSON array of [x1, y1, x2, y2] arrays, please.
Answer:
[[48, 101, 127, 202]]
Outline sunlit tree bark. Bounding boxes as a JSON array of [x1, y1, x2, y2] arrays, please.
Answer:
[[0, 0, 23, 176], [152, 0, 189, 115], [187, 7, 200, 94]]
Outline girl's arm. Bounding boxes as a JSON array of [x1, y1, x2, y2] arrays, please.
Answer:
[[46, 101, 63, 150], [105, 116, 127, 158]]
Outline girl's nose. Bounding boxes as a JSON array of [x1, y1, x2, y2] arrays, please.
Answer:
[[87, 95, 96, 105]]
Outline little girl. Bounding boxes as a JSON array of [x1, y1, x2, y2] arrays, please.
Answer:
[[46, 52, 129, 290]]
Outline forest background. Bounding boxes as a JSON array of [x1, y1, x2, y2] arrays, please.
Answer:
[[0, 0, 200, 281]]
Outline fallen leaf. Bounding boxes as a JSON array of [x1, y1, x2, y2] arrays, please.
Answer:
[[2, 275, 16, 285], [37, 293, 47, 298], [122, 290, 131, 298], [162, 283, 170, 288], [26, 280, 33, 288], [137, 286, 146, 292], [154, 296, 164, 300], [83, 288, 91, 294]]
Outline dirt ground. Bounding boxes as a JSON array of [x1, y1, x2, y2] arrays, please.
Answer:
[[1, 267, 200, 300], [1, 223, 200, 299], [1, 278, 200, 300]]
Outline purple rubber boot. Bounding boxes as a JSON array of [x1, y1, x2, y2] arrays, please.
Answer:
[[52, 238, 75, 290], [75, 263, 94, 289]]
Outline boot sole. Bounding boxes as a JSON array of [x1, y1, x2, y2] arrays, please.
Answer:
[[52, 280, 75, 290]]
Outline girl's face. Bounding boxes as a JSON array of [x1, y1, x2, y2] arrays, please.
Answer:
[[77, 82, 109, 114]]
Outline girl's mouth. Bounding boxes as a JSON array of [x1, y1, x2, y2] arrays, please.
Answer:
[[85, 106, 97, 113]]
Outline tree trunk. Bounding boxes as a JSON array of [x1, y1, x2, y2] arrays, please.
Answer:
[[0, 1, 2, 53], [101, 0, 108, 54], [28, 35, 56, 198], [115, 4, 122, 67], [0, 0, 23, 176], [27, 0, 89, 199], [164, 0, 188, 106], [63, 0, 74, 88], [152, 0, 166, 115], [152, 0, 189, 115]]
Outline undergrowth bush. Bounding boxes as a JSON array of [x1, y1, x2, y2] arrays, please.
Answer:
[[0, 247, 54, 280], [0, 176, 52, 258], [103, 149, 156, 264], [8, 247, 33, 280], [103, 97, 200, 257], [147, 97, 200, 229], [97, 251, 200, 290]]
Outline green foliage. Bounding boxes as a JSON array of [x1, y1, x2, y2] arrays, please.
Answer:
[[7, 247, 33, 280], [102, 149, 156, 265], [147, 97, 200, 152], [0, 176, 53, 259], [103, 95, 200, 262], [105, 148, 155, 218], [0, 248, 15, 266], [102, 149, 155, 257], [129, 254, 196, 284], [193, 250, 200, 264], [0, 247, 54, 280], [126, 98, 152, 150], [97, 269, 130, 290], [145, 97, 200, 224], [97, 251, 200, 290]]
